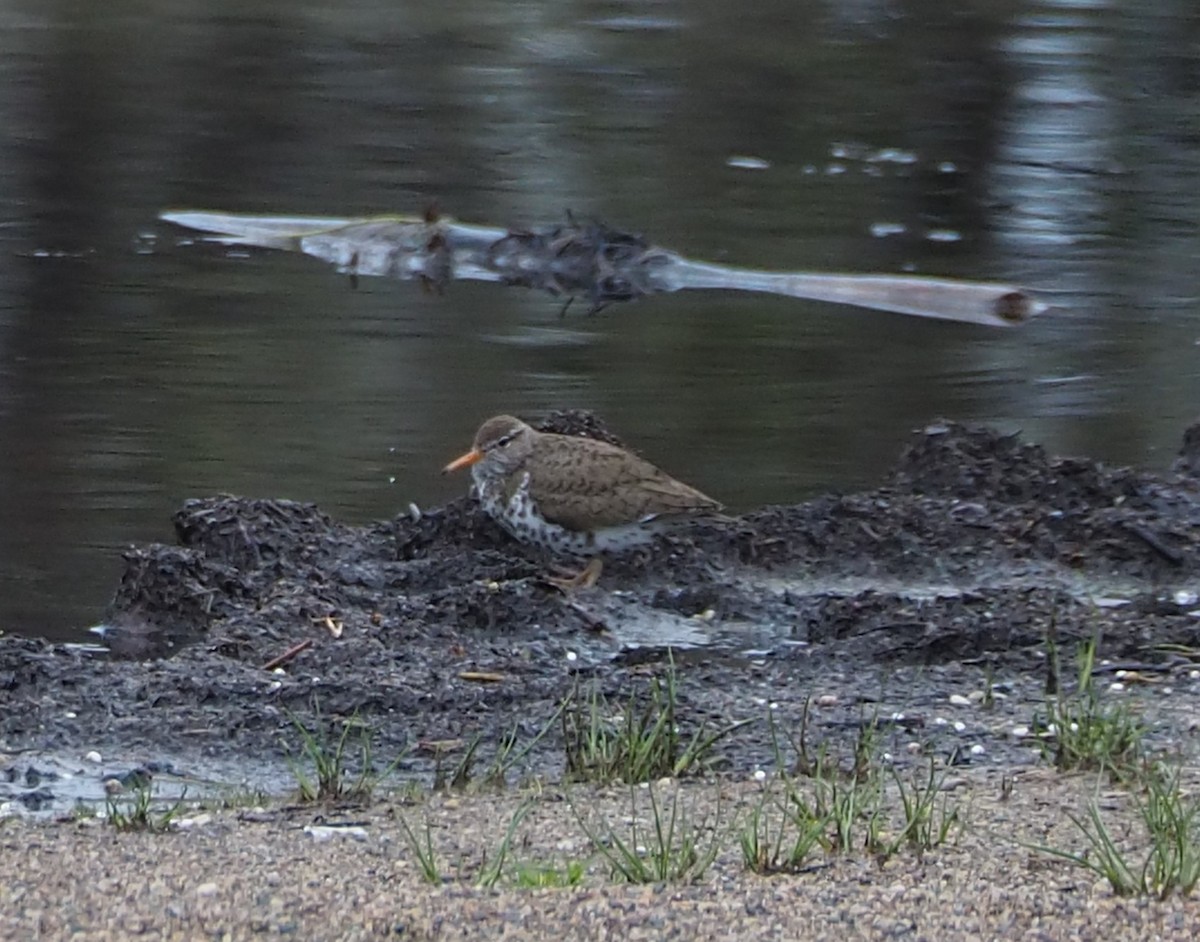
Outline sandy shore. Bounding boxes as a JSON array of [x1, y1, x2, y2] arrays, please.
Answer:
[[4, 769, 1199, 941]]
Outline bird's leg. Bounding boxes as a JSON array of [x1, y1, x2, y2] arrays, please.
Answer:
[[544, 557, 604, 592]]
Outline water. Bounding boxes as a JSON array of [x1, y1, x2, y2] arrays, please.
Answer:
[[1, 1, 1198, 642]]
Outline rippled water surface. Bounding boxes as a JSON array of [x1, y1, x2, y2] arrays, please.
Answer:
[[2, 1, 1198, 641]]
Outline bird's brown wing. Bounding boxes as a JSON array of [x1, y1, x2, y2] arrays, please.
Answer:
[[526, 440, 722, 532]]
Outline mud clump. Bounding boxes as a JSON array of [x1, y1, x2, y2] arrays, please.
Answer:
[[3, 417, 1200, 806], [1173, 417, 1200, 477], [890, 421, 1142, 506]]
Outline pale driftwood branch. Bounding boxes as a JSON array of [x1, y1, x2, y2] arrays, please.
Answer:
[[160, 210, 1045, 327]]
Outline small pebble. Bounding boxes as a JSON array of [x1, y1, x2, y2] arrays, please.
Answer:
[[969, 744, 986, 756], [196, 882, 219, 897], [1011, 726, 1029, 738], [953, 721, 967, 733], [816, 694, 838, 707], [303, 825, 368, 843], [1173, 590, 1198, 606], [967, 690, 986, 704], [948, 694, 971, 707], [1109, 682, 1125, 692], [933, 717, 948, 727], [64, 712, 76, 719], [753, 769, 766, 782], [174, 813, 213, 831], [905, 741, 921, 754], [84, 751, 102, 764]]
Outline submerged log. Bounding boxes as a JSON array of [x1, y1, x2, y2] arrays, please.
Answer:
[[160, 209, 1045, 327]]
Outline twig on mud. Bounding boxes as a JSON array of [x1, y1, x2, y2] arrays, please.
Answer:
[[1153, 644, 1200, 663], [1090, 656, 1190, 675], [310, 614, 344, 638], [1122, 523, 1185, 566], [458, 671, 507, 684], [262, 638, 313, 671], [565, 601, 609, 634]]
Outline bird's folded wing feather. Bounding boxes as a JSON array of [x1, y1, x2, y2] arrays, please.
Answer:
[[528, 447, 721, 532]]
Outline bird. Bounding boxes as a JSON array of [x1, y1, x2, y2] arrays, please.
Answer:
[[443, 415, 724, 583]]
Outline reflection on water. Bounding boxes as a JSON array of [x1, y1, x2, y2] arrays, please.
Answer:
[[1, 1, 1198, 642]]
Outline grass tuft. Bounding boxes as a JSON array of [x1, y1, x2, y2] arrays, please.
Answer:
[[105, 783, 186, 832], [739, 775, 828, 874], [561, 655, 749, 785], [477, 800, 534, 889], [740, 708, 966, 872], [396, 812, 441, 885], [1030, 762, 1200, 898], [1033, 631, 1145, 779], [282, 702, 407, 803], [510, 860, 586, 888], [886, 756, 965, 854], [570, 782, 723, 884]]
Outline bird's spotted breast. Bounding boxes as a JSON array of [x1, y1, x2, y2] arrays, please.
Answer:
[[472, 467, 593, 556]]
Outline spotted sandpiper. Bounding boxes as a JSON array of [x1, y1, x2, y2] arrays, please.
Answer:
[[443, 415, 723, 572]]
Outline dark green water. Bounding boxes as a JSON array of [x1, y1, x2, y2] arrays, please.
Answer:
[[1, 1, 1198, 641]]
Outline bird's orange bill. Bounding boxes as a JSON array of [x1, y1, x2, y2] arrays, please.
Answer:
[[443, 448, 484, 473]]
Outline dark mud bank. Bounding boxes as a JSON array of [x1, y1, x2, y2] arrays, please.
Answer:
[[4, 417, 1200, 811]]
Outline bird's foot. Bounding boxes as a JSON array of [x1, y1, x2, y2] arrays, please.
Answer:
[[544, 557, 604, 592]]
